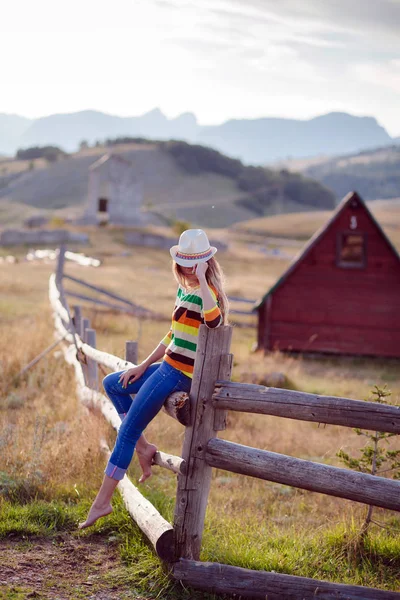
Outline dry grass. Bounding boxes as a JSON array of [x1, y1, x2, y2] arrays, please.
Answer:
[[234, 201, 400, 250], [1, 229, 399, 561], [1, 315, 110, 499], [0, 157, 48, 174]]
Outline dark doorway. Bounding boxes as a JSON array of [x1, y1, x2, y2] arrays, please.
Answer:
[[98, 198, 108, 212], [97, 197, 109, 225]]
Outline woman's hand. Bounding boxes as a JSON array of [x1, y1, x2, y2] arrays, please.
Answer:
[[195, 262, 208, 280], [118, 363, 147, 388]]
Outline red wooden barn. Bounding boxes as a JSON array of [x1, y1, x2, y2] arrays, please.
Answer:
[[254, 191, 400, 357]]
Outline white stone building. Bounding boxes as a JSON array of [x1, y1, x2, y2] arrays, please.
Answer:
[[82, 153, 144, 225]]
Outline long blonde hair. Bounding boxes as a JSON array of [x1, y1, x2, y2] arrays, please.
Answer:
[[172, 256, 229, 325]]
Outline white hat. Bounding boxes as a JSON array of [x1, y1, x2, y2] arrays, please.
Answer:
[[170, 229, 217, 266]]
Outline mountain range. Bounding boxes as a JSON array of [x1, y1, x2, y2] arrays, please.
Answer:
[[0, 109, 398, 165], [300, 145, 400, 201]]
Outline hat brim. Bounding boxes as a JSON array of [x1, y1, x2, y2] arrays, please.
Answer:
[[170, 246, 217, 266]]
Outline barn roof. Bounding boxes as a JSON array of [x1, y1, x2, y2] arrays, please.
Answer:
[[89, 152, 133, 170], [253, 191, 400, 310]]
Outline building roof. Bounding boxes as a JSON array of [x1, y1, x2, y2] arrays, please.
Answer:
[[253, 191, 400, 311], [89, 152, 133, 171]]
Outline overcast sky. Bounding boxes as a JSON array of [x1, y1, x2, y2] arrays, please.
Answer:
[[2, 0, 400, 135]]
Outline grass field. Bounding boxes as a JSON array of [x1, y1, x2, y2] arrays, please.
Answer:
[[235, 199, 400, 250], [0, 156, 48, 174], [1, 228, 400, 598]]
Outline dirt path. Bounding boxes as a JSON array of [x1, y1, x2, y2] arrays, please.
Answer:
[[0, 536, 150, 600]]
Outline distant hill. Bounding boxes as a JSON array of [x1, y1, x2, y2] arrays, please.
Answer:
[[198, 112, 392, 165], [284, 145, 400, 201], [233, 198, 400, 251], [0, 140, 335, 228], [0, 108, 395, 165], [0, 113, 33, 155]]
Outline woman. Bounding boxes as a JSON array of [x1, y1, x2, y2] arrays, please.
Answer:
[[79, 229, 229, 529]]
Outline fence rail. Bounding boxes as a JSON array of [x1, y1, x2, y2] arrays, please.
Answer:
[[213, 381, 400, 433], [206, 438, 400, 511], [172, 560, 400, 600], [50, 246, 400, 599]]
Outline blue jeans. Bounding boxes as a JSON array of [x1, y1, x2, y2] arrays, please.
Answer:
[[102, 361, 191, 480]]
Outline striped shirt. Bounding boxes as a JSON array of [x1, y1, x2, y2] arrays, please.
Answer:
[[160, 284, 222, 378]]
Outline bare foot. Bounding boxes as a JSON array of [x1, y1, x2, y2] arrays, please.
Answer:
[[78, 503, 113, 529], [137, 443, 157, 484]]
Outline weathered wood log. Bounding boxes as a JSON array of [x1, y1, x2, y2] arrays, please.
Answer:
[[78, 382, 186, 477], [53, 313, 76, 344], [54, 315, 190, 423], [100, 441, 174, 562], [80, 319, 91, 385], [85, 329, 98, 390], [162, 391, 190, 426], [82, 342, 133, 372], [125, 339, 184, 474], [213, 353, 233, 431], [227, 296, 256, 304], [153, 451, 186, 475], [67, 357, 186, 476], [172, 559, 400, 599], [118, 477, 170, 562], [54, 312, 134, 371], [65, 290, 140, 315], [52, 278, 189, 423], [64, 250, 100, 268], [78, 384, 121, 429], [65, 289, 165, 320], [213, 382, 400, 434], [55, 245, 66, 285], [174, 325, 233, 561], [81, 317, 90, 338], [52, 280, 180, 401], [73, 305, 83, 337], [206, 438, 400, 512], [10, 335, 66, 389], [49, 273, 70, 323], [126, 341, 138, 365], [64, 273, 150, 313]]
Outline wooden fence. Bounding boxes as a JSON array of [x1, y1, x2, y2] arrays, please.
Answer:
[[50, 247, 400, 599]]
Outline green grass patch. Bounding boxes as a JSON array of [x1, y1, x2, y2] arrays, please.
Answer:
[[0, 498, 79, 537], [2, 493, 399, 594], [0, 586, 36, 600], [0, 494, 223, 599], [202, 514, 400, 590]]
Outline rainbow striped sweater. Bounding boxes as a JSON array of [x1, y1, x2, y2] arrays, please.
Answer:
[[161, 284, 222, 378]]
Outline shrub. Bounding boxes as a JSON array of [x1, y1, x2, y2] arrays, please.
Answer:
[[172, 219, 191, 236], [162, 141, 335, 212], [163, 141, 243, 178], [16, 145, 67, 163]]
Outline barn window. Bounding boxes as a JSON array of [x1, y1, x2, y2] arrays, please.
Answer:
[[337, 232, 367, 268]]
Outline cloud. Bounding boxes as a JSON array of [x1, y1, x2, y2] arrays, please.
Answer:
[[351, 59, 400, 94], [149, 0, 400, 134], [2, 0, 399, 136], [227, 0, 400, 39]]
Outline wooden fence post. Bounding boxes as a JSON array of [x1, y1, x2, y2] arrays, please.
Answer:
[[85, 329, 98, 390], [55, 245, 66, 285], [213, 353, 233, 431], [73, 305, 82, 335], [81, 317, 90, 337], [81, 318, 90, 385], [126, 341, 138, 365], [173, 325, 232, 561]]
